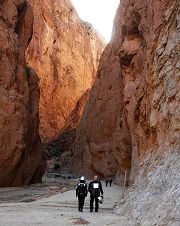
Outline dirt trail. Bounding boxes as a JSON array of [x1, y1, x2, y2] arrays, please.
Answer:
[[0, 181, 135, 226]]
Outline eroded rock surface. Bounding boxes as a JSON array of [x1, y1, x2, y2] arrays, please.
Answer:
[[73, 0, 179, 188], [114, 1, 180, 225], [26, 0, 105, 142], [73, 0, 180, 224], [44, 90, 90, 160], [0, 0, 45, 187]]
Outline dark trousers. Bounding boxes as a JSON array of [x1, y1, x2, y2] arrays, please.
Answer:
[[90, 195, 99, 212], [78, 195, 85, 211]]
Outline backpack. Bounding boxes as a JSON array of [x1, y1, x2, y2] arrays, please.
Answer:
[[77, 183, 87, 196], [91, 182, 100, 196]]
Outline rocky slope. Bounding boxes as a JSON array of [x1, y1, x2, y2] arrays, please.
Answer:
[[0, 0, 45, 187], [73, 0, 179, 223], [26, 0, 105, 143]]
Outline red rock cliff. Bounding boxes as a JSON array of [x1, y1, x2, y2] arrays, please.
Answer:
[[73, 0, 179, 224], [0, 0, 45, 187], [73, 0, 179, 184], [26, 0, 105, 143]]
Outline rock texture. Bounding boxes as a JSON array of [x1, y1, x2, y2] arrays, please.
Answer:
[[73, 0, 179, 184], [114, 1, 180, 225], [73, 0, 180, 224], [44, 90, 90, 159], [26, 0, 105, 142], [0, 0, 45, 187]]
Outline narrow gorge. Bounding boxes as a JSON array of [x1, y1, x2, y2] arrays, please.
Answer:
[[0, 0, 105, 186], [0, 0, 179, 225], [73, 0, 180, 224], [73, 0, 180, 184]]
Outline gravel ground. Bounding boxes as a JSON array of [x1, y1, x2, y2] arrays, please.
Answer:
[[0, 181, 135, 226]]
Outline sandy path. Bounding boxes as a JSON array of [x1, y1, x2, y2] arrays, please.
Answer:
[[0, 182, 134, 226]]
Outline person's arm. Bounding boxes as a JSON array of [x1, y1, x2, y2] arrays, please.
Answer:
[[76, 184, 79, 197], [99, 182, 103, 195]]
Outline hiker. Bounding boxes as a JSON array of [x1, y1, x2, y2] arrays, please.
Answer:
[[109, 178, 113, 187], [76, 176, 88, 212], [105, 178, 109, 187], [88, 175, 103, 212]]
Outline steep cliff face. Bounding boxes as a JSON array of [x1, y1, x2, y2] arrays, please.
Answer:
[[114, 1, 180, 225], [44, 90, 90, 159], [73, 0, 179, 224], [116, 0, 180, 185], [26, 0, 105, 143], [73, 0, 179, 182], [0, 0, 45, 187], [73, 43, 132, 180]]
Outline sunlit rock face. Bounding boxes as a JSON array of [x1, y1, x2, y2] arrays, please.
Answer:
[[26, 0, 105, 143], [114, 1, 180, 225], [0, 0, 45, 187], [73, 0, 180, 194]]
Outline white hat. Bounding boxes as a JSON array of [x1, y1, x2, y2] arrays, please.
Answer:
[[80, 176, 85, 181]]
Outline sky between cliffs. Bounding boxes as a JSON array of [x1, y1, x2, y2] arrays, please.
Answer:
[[71, 0, 120, 42]]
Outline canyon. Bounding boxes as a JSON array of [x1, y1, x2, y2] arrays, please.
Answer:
[[72, 0, 180, 224], [0, 0, 179, 225], [73, 0, 180, 183], [0, 0, 105, 186]]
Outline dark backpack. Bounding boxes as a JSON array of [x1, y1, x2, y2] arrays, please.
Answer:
[[77, 183, 87, 196]]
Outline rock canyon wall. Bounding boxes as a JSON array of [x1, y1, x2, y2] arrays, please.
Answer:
[[26, 0, 105, 143], [73, 0, 180, 224], [0, 0, 45, 187]]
